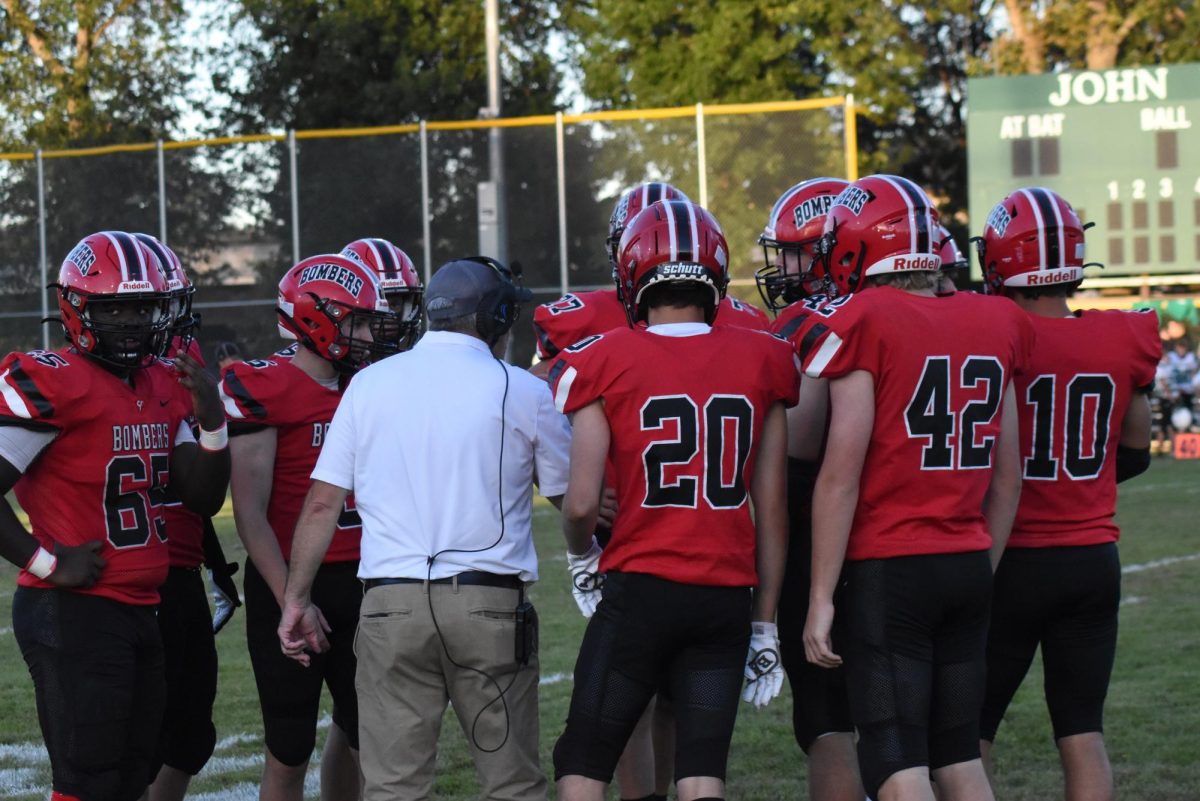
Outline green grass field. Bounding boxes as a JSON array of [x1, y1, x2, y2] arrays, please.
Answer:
[[0, 459, 1197, 799]]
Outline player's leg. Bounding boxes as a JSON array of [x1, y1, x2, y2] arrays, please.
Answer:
[[651, 693, 674, 799], [150, 568, 219, 801], [314, 562, 363, 801], [554, 572, 671, 801], [926, 552, 994, 801], [355, 582, 450, 800], [841, 558, 937, 801], [978, 549, 1045, 782], [778, 458, 864, 801], [1042, 543, 1120, 801], [613, 699, 658, 801], [120, 607, 168, 801], [244, 560, 325, 801], [667, 583, 752, 801]]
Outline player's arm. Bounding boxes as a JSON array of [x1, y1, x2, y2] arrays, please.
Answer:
[[169, 352, 231, 516], [984, 383, 1022, 569], [0, 453, 106, 587], [750, 401, 788, 623], [278, 478, 346, 664], [1116, 388, 1153, 483], [561, 400, 609, 556], [786, 375, 828, 461], [230, 427, 289, 606], [805, 369, 873, 669]]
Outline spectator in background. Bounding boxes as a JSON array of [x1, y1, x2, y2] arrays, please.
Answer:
[[1164, 340, 1197, 435], [214, 341, 242, 372]]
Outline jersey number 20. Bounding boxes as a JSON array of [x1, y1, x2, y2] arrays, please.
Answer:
[[641, 395, 753, 509]]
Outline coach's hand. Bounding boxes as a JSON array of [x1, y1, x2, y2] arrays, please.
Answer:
[[209, 563, 242, 634], [48, 541, 106, 589], [566, 537, 604, 618], [803, 599, 842, 669], [278, 599, 331, 667], [742, 621, 784, 708]]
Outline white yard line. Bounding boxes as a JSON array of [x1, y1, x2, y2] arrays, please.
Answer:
[[1122, 552, 1200, 574]]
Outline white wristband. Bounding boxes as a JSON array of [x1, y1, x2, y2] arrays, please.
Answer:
[[25, 546, 57, 580], [198, 423, 229, 451]]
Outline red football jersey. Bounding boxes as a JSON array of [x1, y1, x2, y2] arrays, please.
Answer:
[[220, 359, 361, 563], [0, 349, 192, 605], [551, 325, 799, 586], [1009, 309, 1160, 548], [717, 295, 771, 331], [161, 336, 206, 568], [799, 287, 1035, 560], [533, 289, 628, 359]]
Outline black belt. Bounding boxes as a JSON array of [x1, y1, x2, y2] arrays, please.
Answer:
[[364, 571, 523, 591]]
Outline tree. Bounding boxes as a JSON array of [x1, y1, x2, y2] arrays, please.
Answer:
[[0, 0, 237, 354]]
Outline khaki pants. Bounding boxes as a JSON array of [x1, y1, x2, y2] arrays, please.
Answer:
[[355, 580, 545, 801]]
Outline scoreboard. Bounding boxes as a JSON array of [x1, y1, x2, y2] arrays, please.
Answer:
[[967, 63, 1200, 280]]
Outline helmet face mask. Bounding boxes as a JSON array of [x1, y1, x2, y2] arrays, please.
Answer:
[[615, 199, 730, 325], [133, 233, 197, 349], [58, 232, 175, 370], [278, 254, 399, 373]]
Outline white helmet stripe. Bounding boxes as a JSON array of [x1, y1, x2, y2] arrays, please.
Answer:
[[1045, 187, 1066, 269], [1018, 188, 1048, 269], [666, 201, 678, 261], [102, 232, 130, 283], [687, 201, 699, 259]]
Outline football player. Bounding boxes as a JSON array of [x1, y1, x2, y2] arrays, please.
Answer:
[[340, 237, 425, 352], [550, 199, 796, 801], [757, 178, 866, 801], [132, 234, 240, 801], [0, 231, 230, 801], [220, 254, 397, 801], [975, 188, 1159, 801], [796, 175, 1034, 801]]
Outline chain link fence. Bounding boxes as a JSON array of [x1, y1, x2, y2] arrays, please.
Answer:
[[0, 98, 856, 366]]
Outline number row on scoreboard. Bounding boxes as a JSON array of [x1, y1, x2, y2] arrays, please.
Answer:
[[1105, 234, 1199, 266], [1106, 178, 1198, 201], [1103, 198, 1200, 231]]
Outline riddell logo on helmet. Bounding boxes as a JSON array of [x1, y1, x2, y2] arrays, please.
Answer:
[[68, 243, 96, 275], [832, 186, 870, 216], [118, 280, 153, 291], [1026, 269, 1077, 285], [893, 256, 941, 271], [792, 195, 835, 228], [299, 263, 364, 298]]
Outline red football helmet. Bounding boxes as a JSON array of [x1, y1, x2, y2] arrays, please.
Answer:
[[56, 231, 174, 369], [816, 174, 941, 297], [340, 238, 424, 348], [977, 187, 1087, 295], [606, 181, 690, 276], [616, 199, 729, 324], [276, 254, 399, 372], [133, 233, 197, 343], [755, 177, 848, 311]]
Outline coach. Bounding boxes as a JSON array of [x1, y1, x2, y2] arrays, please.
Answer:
[[277, 257, 572, 801]]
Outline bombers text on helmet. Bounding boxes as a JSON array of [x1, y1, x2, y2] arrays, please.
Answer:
[[755, 177, 848, 311]]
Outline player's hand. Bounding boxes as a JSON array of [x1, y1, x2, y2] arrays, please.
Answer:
[[596, 487, 618, 529], [566, 537, 604, 618], [803, 598, 842, 669], [742, 621, 784, 708], [208, 563, 242, 634], [173, 352, 224, 432], [47, 541, 107, 589], [278, 600, 331, 667]]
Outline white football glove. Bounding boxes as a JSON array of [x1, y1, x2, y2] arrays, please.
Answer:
[[209, 568, 240, 634], [742, 621, 784, 708], [566, 538, 605, 618]]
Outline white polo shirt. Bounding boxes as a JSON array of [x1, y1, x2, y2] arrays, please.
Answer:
[[311, 331, 571, 582]]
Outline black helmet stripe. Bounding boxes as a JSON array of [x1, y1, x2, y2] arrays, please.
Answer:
[[369, 239, 399, 279], [644, 182, 664, 208], [888, 176, 932, 254], [107, 231, 145, 282], [137, 236, 173, 278], [669, 199, 694, 261], [1024, 187, 1062, 269]]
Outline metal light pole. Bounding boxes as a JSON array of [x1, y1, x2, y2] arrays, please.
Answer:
[[478, 0, 507, 264]]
